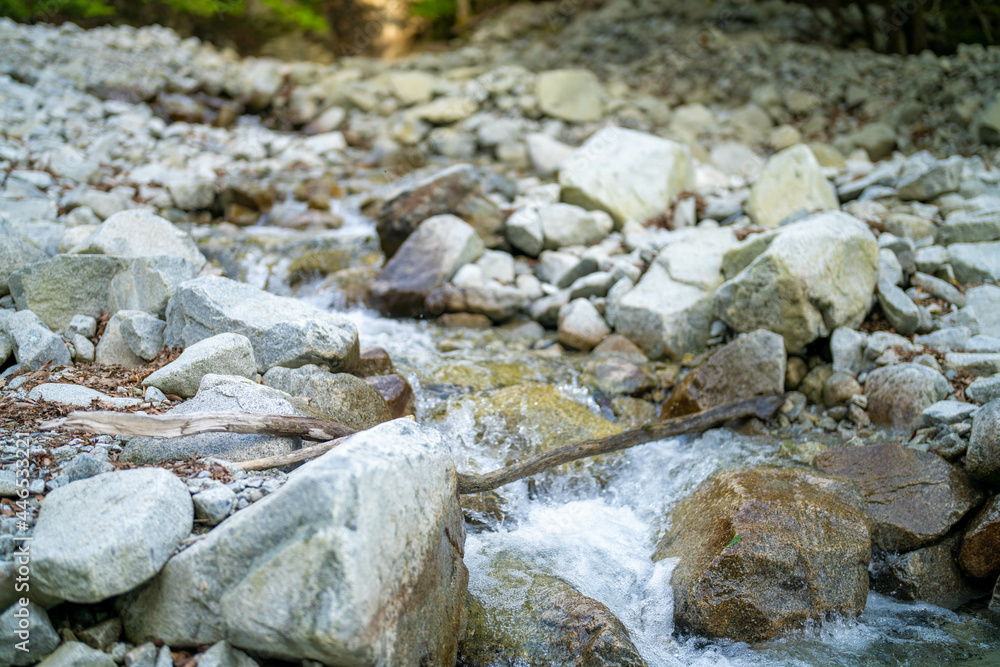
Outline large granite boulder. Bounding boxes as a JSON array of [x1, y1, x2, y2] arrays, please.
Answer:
[[714, 211, 878, 352], [814, 442, 983, 552], [654, 467, 870, 642], [121, 419, 467, 666], [559, 128, 692, 228], [67, 209, 206, 271], [660, 329, 786, 418], [164, 275, 359, 373]]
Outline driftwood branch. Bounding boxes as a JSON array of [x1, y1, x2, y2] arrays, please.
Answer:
[[237, 435, 353, 471], [456, 394, 785, 495], [40, 411, 356, 441]]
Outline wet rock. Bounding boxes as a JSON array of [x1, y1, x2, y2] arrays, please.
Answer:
[[747, 144, 839, 228], [121, 378, 306, 464], [363, 374, 415, 419], [122, 420, 467, 666], [460, 556, 646, 667], [661, 329, 785, 419], [143, 332, 256, 398], [814, 442, 983, 552], [610, 263, 713, 361], [959, 495, 1000, 581], [714, 212, 878, 352], [354, 346, 396, 377], [263, 364, 391, 430], [164, 275, 359, 373], [375, 164, 502, 257], [67, 209, 206, 271], [557, 298, 610, 351], [33, 641, 115, 667], [967, 399, 1000, 486], [0, 309, 71, 370], [654, 467, 870, 643], [368, 214, 484, 318], [870, 537, 977, 610], [559, 127, 692, 228], [584, 357, 654, 396], [535, 69, 604, 123], [0, 602, 59, 666], [33, 468, 193, 603], [864, 363, 952, 431]]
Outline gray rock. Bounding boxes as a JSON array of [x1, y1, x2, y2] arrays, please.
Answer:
[[559, 127, 692, 228], [411, 96, 478, 124], [865, 363, 952, 431], [896, 154, 963, 201], [33, 468, 193, 603], [915, 326, 972, 351], [831, 327, 870, 376], [969, 335, 1000, 353], [460, 282, 528, 322], [949, 241, 1000, 283], [529, 290, 570, 328], [967, 399, 1000, 485], [535, 69, 604, 123], [95, 311, 144, 367], [911, 272, 966, 307], [655, 227, 738, 292], [967, 375, 1000, 404], [165, 276, 359, 373], [121, 419, 467, 666], [0, 331, 10, 366], [850, 122, 896, 161], [967, 285, 1000, 338], [977, 92, 1000, 144], [525, 133, 574, 176], [945, 353, 1000, 377], [68, 209, 206, 271], [0, 226, 48, 296], [367, 215, 484, 318], [195, 641, 260, 667], [568, 271, 614, 299], [36, 641, 116, 667], [193, 485, 237, 527], [121, 380, 306, 465], [118, 310, 166, 361], [505, 206, 545, 257], [143, 333, 256, 398], [747, 144, 838, 228], [882, 212, 937, 242], [918, 400, 978, 428], [65, 314, 98, 339], [914, 245, 949, 273], [27, 383, 142, 409], [262, 364, 390, 431], [123, 642, 159, 667], [937, 211, 1000, 246], [611, 263, 713, 361], [0, 602, 59, 666], [9, 254, 198, 331], [536, 250, 595, 288], [557, 298, 610, 351], [0, 309, 72, 370], [877, 278, 921, 336], [878, 247, 904, 286], [714, 212, 878, 352], [538, 203, 613, 250], [167, 177, 215, 211]]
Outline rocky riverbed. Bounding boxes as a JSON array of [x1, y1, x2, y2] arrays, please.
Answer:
[[1, 1, 1000, 665]]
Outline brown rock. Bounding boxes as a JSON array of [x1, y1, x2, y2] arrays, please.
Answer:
[[376, 164, 503, 258], [798, 363, 833, 405], [592, 334, 649, 364], [584, 357, 654, 396], [654, 467, 871, 642], [822, 370, 863, 408], [864, 363, 951, 431], [363, 374, 415, 419], [870, 537, 979, 610], [438, 312, 492, 329], [354, 346, 396, 377], [814, 442, 984, 551], [660, 329, 785, 419], [959, 495, 1000, 581]]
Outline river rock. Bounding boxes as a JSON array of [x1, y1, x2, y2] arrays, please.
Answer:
[[262, 364, 390, 430], [747, 144, 839, 228], [584, 357, 654, 396], [27, 383, 141, 409], [896, 154, 963, 201], [193, 485, 237, 527], [949, 241, 1000, 283], [864, 363, 952, 430], [121, 378, 307, 464], [654, 227, 738, 292], [353, 346, 396, 377], [968, 375, 1000, 404], [164, 275, 359, 373], [870, 537, 976, 610], [35, 641, 116, 667], [967, 399, 1000, 486], [653, 466, 870, 642], [460, 282, 528, 322], [559, 127, 692, 228], [535, 69, 604, 123], [539, 203, 614, 250], [33, 468, 193, 603], [67, 209, 206, 271], [121, 419, 467, 666], [143, 332, 256, 398], [526, 133, 574, 176], [0, 309, 71, 370], [368, 214, 484, 318], [937, 211, 1000, 246], [831, 327, 870, 376], [946, 352, 1000, 376], [813, 442, 983, 552], [557, 298, 610, 351], [118, 310, 166, 361], [610, 263, 713, 360], [661, 329, 785, 418], [959, 495, 1000, 581], [94, 311, 144, 367], [505, 206, 545, 256], [0, 602, 59, 666], [460, 556, 646, 667], [877, 278, 921, 336], [0, 228, 47, 296], [375, 164, 502, 257], [714, 212, 878, 352], [363, 374, 415, 419]]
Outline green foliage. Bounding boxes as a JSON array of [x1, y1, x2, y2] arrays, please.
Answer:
[[411, 0, 456, 20]]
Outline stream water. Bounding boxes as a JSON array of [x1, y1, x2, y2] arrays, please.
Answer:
[[223, 204, 1000, 666]]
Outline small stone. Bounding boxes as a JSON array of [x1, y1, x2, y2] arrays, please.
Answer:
[[557, 298, 610, 351], [193, 485, 237, 526], [535, 69, 604, 123]]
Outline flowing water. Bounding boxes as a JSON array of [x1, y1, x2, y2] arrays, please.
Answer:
[[234, 208, 1000, 666]]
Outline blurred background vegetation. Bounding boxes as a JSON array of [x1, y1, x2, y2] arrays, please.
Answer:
[[0, 0, 997, 57]]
